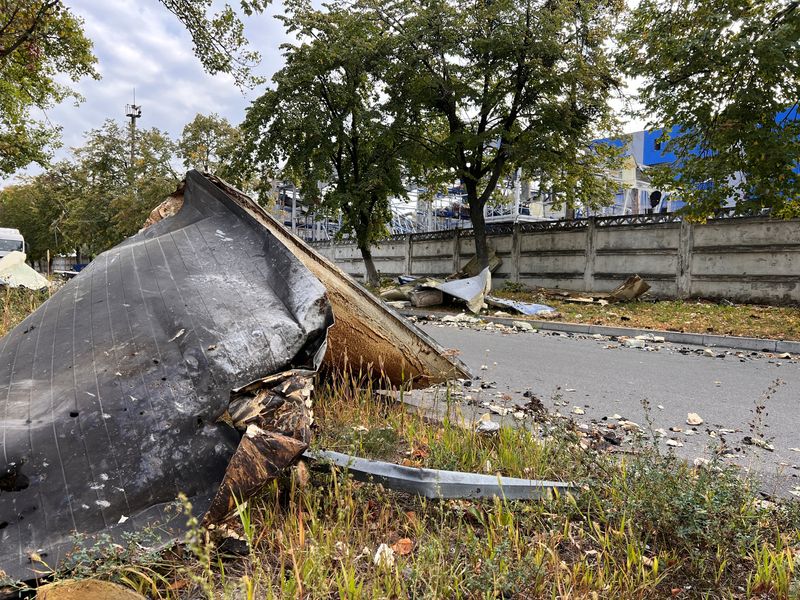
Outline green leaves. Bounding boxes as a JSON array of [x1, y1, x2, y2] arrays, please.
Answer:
[[0, 0, 99, 176], [619, 0, 800, 217], [0, 120, 180, 259], [238, 0, 407, 268]]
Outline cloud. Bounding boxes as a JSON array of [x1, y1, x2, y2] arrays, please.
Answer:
[[5, 0, 289, 182]]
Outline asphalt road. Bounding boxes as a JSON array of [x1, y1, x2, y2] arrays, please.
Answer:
[[418, 319, 800, 496]]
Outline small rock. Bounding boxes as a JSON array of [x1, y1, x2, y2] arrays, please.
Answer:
[[693, 457, 710, 467], [686, 412, 704, 426], [513, 321, 535, 331], [476, 414, 500, 434], [623, 338, 646, 348], [488, 404, 510, 416], [666, 439, 684, 447], [778, 352, 792, 359], [703, 348, 715, 357], [572, 407, 585, 415]]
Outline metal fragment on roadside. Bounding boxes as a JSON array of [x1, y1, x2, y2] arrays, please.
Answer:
[[307, 450, 573, 500]]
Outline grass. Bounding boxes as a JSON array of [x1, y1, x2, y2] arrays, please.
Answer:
[[0, 286, 50, 337], [3, 286, 800, 598], [492, 284, 800, 341]]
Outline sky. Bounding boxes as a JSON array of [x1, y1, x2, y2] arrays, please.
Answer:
[[5, 0, 290, 183], [6, 0, 645, 185]]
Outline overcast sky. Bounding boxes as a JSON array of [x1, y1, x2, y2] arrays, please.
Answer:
[[5, 0, 289, 183], [6, 1, 644, 184]]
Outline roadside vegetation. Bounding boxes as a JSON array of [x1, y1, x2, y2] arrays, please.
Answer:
[[492, 284, 800, 341], [2, 280, 797, 600], [12, 368, 797, 599]]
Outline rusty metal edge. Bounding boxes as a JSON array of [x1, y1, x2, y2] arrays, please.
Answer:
[[199, 172, 472, 385]]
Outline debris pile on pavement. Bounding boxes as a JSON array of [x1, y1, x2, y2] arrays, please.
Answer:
[[0, 251, 50, 290], [381, 270, 558, 317], [0, 171, 485, 584]]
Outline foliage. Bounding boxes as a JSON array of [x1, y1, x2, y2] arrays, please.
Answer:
[[0, 0, 99, 176], [238, 0, 408, 285], [158, 0, 269, 89], [178, 112, 241, 176], [0, 0, 266, 178], [375, 0, 624, 266], [63, 120, 180, 254], [0, 173, 71, 262], [619, 0, 800, 218], [0, 120, 179, 258]]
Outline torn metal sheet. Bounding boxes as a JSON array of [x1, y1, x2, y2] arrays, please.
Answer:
[[0, 252, 49, 290], [204, 175, 471, 385], [307, 450, 573, 500], [0, 172, 333, 583], [608, 275, 650, 301], [0, 171, 469, 584], [485, 296, 558, 316], [422, 267, 492, 314]]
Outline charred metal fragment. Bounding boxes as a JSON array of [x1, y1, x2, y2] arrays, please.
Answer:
[[205, 426, 307, 524]]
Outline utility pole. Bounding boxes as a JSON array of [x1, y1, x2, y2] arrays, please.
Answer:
[[125, 89, 142, 183]]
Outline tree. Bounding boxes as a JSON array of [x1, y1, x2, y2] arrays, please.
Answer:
[[62, 120, 180, 254], [0, 0, 99, 176], [178, 112, 241, 174], [0, 174, 71, 264], [238, 0, 408, 286], [0, 0, 266, 177], [374, 0, 624, 268], [619, 0, 800, 218]]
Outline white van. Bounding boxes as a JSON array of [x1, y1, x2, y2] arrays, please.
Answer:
[[0, 228, 25, 258]]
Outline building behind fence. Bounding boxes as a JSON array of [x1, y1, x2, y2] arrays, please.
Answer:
[[311, 213, 800, 305]]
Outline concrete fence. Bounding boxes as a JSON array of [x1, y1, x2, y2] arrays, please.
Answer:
[[311, 214, 800, 304]]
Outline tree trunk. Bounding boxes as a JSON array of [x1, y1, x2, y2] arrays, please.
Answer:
[[466, 186, 490, 270], [360, 244, 380, 287]]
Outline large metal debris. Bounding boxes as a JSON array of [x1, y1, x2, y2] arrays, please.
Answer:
[[205, 175, 471, 385], [0, 171, 467, 583], [307, 450, 573, 500]]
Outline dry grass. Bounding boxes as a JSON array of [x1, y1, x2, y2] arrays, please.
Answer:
[[493, 287, 800, 341], [2, 289, 799, 599]]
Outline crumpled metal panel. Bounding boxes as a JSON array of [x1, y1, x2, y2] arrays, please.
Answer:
[[0, 172, 333, 582]]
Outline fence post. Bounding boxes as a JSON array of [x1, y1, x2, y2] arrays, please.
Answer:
[[511, 222, 521, 283], [452, 229, 461, 274], [404, 234, 412, 276], [677, 220, 694, 298], [583, 217, 597, 292]]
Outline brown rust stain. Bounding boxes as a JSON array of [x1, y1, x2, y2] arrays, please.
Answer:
[[205, 426, 307, 524], [206, 175, 470, 386]]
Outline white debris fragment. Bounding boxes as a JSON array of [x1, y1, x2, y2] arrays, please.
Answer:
[[476, 414, 501, 434], [571, 407, 585, 415], [168, 329, 186, 342], [488, 405, 510, 416], [686, 413, 704, 426], [666, 439, 684, 447], [373, 544, 395, 568]]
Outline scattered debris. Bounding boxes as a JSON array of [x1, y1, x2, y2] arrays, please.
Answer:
[[666, 439, 684, 448], [35, 579, 146, 600], [608, 275, 651, 302], [0, 251, 49, 290], [373, 544, 395, 568], [686, 413, 704, 426], [484, 296, 559, 317], [476, 415, 501, 434], [742, 436, 775, 451]]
